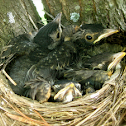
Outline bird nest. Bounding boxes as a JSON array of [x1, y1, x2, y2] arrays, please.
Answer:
[[0, 65, 126, 126], [0, 29, 126, 125]]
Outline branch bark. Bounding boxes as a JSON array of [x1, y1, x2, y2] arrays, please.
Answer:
[[42, 0, 126, 30], [0, 0, 41, 49]]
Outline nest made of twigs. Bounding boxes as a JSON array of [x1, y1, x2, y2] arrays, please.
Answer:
[[0, 65, 126, 126]]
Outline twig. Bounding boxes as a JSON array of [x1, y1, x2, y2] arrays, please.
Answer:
[[11, 120, 16, 126], [6, 112, 44, 126], [20, 0, 38, 30], [44, 10, 54, 19], [34, 109, 50, 126], [1, 54, 17, 86], [28, 14, 38, 30], [1, 69, 17, 86], [0, 113, 7, 126]]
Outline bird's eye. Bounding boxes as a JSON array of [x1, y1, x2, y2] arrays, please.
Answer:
[[86, 35, 92, 40], [85, 33, 94, 44], [57, 32, 60, 38]]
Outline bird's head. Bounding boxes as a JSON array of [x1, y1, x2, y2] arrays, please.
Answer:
[[33, 12, 62, 50], [48, 12, 62, 50], [72, 24, 119, 45]]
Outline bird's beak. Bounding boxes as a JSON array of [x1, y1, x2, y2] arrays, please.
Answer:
[[107, 52, 126, 71], [93, 29, 119, 44], [53, 12, 62, 24], [54, 82, 82, 103]]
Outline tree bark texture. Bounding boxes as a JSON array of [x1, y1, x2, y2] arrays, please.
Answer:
[[0, 0, 41, 49], [42, 0, 126, 30]]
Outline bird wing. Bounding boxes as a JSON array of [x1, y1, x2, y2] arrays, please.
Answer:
[[0, 33, 37, 67], [36, 41, 76, 70]]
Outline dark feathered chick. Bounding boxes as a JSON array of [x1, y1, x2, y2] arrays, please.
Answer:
[[83, 52, 126, 71], [24, 13, 63, 103], [29, 12, 62, 63], [63, 52, 126, 94], [59, 24, 119, 69]]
